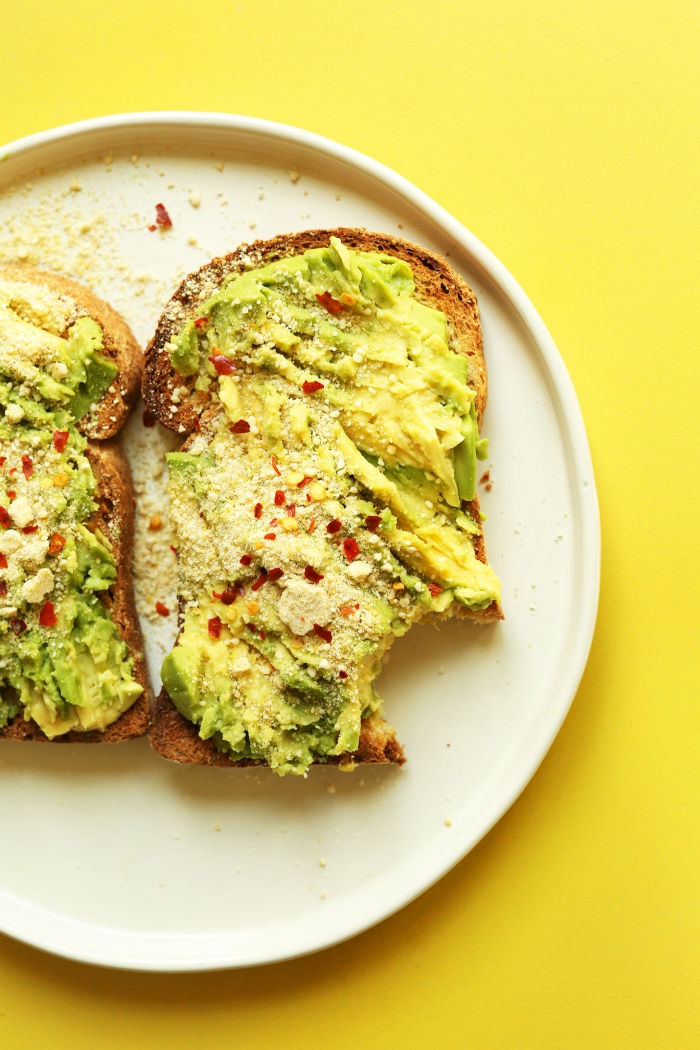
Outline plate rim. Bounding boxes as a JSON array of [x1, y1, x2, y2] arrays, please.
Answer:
[[0, 111, 600, 972]]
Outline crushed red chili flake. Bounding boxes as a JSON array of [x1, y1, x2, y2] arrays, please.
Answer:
[[271, 456, 281, 476], [269, 518, 278, 526], [307, 518, 316, 534], [10, 618, 26, 636], [230, 419, 250, 434], [259, 630, 266, 641], [251, 570, 269, 591], [21, 456, 33, 479], [246, 622, 258, 633], [264, 532, 276, 540], [340, 606, 355, 616], [22, 525, 38, 534], [0, 457, 5, 466], [427, 583, 443, 597], [209, 354, 236, 376], [218, 587, 238, 605], [142, 409, 156, 427], [267, 568, 284, 581], [170, 545, 178, 554], [6, 491, 15, 500], [148, 225, 157, 232], [355, 603, 360, 609], [0, 557, 6, 572], [298, 475, 314, 488], [254, 502, 263, 518], [315, 291, 345, 315], [48, 533, 66, 555], [306, 493, 312, 502], [7, 468, 15, 475], [39, 601, 57, 627], [313, 623, 332, 643], [286, 504, 296, 517], [0, 578, 6, 592], [274, 490, 285, 506], [155, 602, 170, 616], [53, 430, 69, 453], [194, 317, 208, 330], [339, 670, 348, 679], [342, 537, 360, 561], [304, 565, 324, 584], [240, 553, 253, 566], [207, 616, 222, 638], [326, 519, 342, 534], [365, 515, 381, 532], [155, 202, 172, 227], [302, 380, 325, 394]]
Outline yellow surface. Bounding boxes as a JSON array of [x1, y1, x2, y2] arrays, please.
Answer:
[[1, 1, 699, 1045]]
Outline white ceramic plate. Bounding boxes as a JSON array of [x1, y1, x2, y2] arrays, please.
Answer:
[[0, 113, 599, 971]]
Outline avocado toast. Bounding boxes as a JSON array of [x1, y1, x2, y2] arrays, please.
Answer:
[[144, 230, 503, 775], [0, 268, 151, 742]]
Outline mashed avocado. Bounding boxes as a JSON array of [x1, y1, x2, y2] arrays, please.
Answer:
[[0, 279, 143, 737], [163, 238, 501, 775]]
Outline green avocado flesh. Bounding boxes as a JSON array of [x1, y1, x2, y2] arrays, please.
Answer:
[[0, 279, 142, 737], [164, 238, 501, 775]]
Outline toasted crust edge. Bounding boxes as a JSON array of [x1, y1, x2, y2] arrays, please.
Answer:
[[0, 266, 143, 439], [0, 442, 153, 744]]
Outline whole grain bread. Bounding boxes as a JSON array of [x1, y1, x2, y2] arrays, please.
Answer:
[[0, 441, 152, 743], [143, 229, 502, 770], [0, 266, 142, 439]]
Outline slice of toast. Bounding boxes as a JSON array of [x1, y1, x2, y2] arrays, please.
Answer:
[[143, 229, 501, 771], [0, 268, 151, 742]]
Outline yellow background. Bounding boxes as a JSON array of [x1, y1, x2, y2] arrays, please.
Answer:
[[2, 1, 699, 1045]]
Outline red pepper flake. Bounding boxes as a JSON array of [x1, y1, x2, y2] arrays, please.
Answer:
[[254, 503, 263, 518], [240, 553, 253, 566], [10, 618, 26, 636], [246, 622, 258, 633], [302, 380, 325, 395], [142, 410, 156, 427], [208, 616, 222, 638], [315, 291, 345, 315], [6, 491, 15, 500], [53, 430, 69, 453], [274, 490, 285, 506], [269, 518, 277, 526], [264, 532, 276, 540], [339, 670, 348, 679], [48, 533, 66, 555], [251, 570, 269, 591], [267, 568, 284, 581], [155, 202, 172, 228], [21, 456, 33, 480], [7, 468, 15, 476], [307, 518, 316, 534], [170, 545, 178, 554], [259, 630, 266, 641], [155, 602, 170, 616], [298, 475, 314, 488], [230, 419, 251, 434], [355, 603, 360, 609], [22, 525, 38, 534], [0, 556, 6, 572], [286, 504, 296, 517], [0, 578, 6, 593], [313, 623, 332, 643], [340, 606, 355, 616], [304, 565, 324, 584], [271, 456, 281, 476], [39, 601, 57, 627], [427, 583, 443, 597], [194, 317, 208, 330], [342, 537, 360, 561], [209, 354, 236, 376], [148, 225, 157, 232], [365, 515, 381, 532], [222, 587, 238, 605], [326, 519, 342, 534], [0, 457, 5, 466]]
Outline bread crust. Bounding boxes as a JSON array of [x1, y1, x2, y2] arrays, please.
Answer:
[[0, 441, 152, 743], [143, 229, 502, 769], [0, 266, 142, 439]]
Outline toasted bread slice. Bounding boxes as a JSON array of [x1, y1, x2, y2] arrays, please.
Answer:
[[0, 266, 142, 439], [0, 442, 152, 743], [143, 230, 501, 771], [0, 269, 150, 742]]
